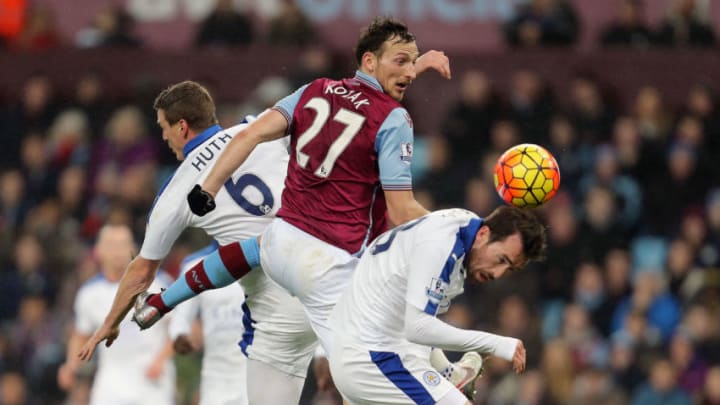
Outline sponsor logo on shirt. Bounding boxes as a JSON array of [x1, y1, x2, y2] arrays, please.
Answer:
[[400, 142, 413, 162], [423, 370, 441, 386], [425, 277, 447, 304]]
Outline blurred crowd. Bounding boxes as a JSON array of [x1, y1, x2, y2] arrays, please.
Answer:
[[0, 0, 720, 405]]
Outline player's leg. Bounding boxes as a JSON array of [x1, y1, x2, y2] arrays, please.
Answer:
[[260, 218, 357, 352], [329, 339, 460, 405], [246, 358, 305, 404], [240, 270, 318, 404], [145, 238, 260, 314]]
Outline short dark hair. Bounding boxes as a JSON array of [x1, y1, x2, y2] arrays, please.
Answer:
[[355, 17, 415, 65], [483, 205, 547, 263], [153, 81, 218, 131]]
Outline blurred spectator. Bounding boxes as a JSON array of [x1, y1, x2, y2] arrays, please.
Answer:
[[75, 7, 142, 48], [611, 116, 665, 184], [642, 142, 704, 236], [600, 0, 654, 48], [546, 115, 592, 193], [567, 74, 616, 144], [541, 339, 576, 404], [495, 295, 543, 368], [20, 133, 57, 206], [194, 0, 253, 47], [631, 358, 692, 405], [612, 270, 681, 343], [267, 0, 316, 47], [573, 262, 611, 335], [415, 135, 465, 208], [700, 366, 720, 405], [578, 145, 642, 232], [463, 177, 498, 218], [684, 84, 720, 166], [504, 0, 579, 47], [633, 86, 672, 142], [609, 333, 645, 395], [540, 193, 582, 301], [0, 371, 27, 405], [508, 69, 554, 142], [0, 169, 29, 239], [288, 46, 339, 88], [576, 185, 629, 263], [440, 70, 501, 164], [561, 303, 609, 370], [47, 109, 90, 169], [0, 232, 56, 321], [665, 238, 697, 300], [656, 0, 716, 47], [69, 71, 115, 139], [669, 330, 709, 398], [11, 5, 60, 51], [1, 72, 58, 170], [571, 367, 627, 405]]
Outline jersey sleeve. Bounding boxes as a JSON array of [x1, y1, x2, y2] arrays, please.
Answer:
[[375, 107, 414, 190], [73, 288, 95, 335], [273, 83, 310, 126], [139, 175, 195, 260], [405, 240, 455, 316]]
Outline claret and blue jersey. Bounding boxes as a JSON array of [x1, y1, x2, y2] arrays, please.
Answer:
[[273, 70, 417, 254]]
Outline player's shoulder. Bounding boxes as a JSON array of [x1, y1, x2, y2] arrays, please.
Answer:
[[427, 209, 480, 226], [76, 273, 112, 300]]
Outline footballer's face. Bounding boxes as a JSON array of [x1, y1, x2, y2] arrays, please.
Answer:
[[466, 226, 525, 284], [157, 109, 188, 161], [364, 37, 419, 101]]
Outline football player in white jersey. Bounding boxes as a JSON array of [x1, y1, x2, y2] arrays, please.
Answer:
[[58, 224, 175, 405], [78, 81, 318, 404], [328, 206, 547, 405], [169, 244, 248, 405]]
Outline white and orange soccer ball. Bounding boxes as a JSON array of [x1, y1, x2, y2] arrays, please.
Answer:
[[493, 143, 561, 208]]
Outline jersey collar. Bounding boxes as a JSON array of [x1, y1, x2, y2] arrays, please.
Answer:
[[461, 218, 483, 266], [354, 70, 383, 93], [183, 124, 223, 158]]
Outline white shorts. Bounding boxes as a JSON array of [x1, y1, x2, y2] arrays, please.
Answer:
[[238, 266, 318, 378], [199, 375, 248, 405], [329, 339, 455, 405], [260, 218, 358, 353]]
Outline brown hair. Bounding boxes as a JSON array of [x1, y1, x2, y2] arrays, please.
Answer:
[[483, 205, 547, 262], [355, 17, 415, 66], [153, 81, 218, 131]]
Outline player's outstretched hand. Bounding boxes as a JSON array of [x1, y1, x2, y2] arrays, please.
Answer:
[[77, 323, 120, 361], [512, 340, 526, 374], [188, 184, 216, 216], [416, 50, 451, 79]]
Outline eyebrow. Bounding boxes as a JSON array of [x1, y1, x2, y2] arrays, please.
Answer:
[[501, 254, 520, 272]]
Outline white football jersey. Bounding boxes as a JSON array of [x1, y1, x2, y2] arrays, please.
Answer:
[[330, 209, 483, 351], [139, 119, 289, 260], [75, 272, 174, 404]]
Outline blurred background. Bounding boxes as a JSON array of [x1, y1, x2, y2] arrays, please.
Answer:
[[1, 0, 720, 404]]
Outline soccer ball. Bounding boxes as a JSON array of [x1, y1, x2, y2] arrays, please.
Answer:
[[493, 144, 560, 208]]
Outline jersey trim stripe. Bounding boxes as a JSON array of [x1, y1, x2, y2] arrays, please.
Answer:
[[422, 218, 482, 315], [369, 351, 435, 405], [239, 296, 255, 356], [382, 184, 413, 190], [273, 105, 292, 127], [354, 70, 383, 92], [182, 124, 222, 158]]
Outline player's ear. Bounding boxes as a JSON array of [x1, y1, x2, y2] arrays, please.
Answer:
[[362, 51, 377, 73]]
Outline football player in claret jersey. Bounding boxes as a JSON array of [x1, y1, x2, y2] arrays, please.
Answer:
[[77, 81, 318, 404], [182, 16, 445, 352], [329, 206, 547, 404]]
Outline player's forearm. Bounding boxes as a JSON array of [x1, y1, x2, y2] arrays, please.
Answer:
[[385, 190, 429, 227], [103, 258, 157, 329], [404, 306, 518, 361], [202, 109, 288, 196]]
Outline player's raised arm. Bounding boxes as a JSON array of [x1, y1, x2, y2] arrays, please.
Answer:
[[193, 109, 288, 206], [77, 257, 161, 361], [415, 50, 451, 79]]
